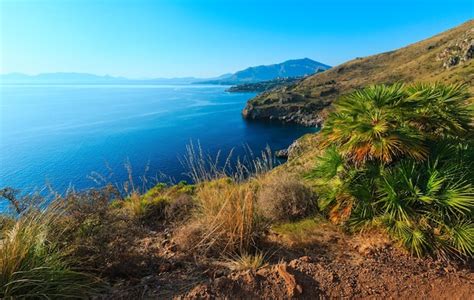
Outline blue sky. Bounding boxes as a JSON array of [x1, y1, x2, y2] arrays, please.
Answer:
[[0, 0, 472, 78]]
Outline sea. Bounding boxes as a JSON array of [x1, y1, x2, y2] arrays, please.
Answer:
[[0, 84, 317, 206]]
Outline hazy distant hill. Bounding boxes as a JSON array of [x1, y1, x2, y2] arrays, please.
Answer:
[[243, 20, 474, 126], [0, 72, 202, 85], [199, 58, 331, 84]]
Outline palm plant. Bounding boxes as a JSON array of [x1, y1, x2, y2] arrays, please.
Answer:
[[405, 83, 472, 138], [321, 83, 472, 165], [322, 84, 428, 164], [373, 153, 473, 257], [310, 83, 473, 258]]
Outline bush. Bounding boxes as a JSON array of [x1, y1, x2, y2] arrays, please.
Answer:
[[58, 188, 152, 279], [225, 251, 267, 271], [258, 175, 316, 222], [373, 153, 473, 257], [164, 193, 195, 222], [120, 181, 196, 225]]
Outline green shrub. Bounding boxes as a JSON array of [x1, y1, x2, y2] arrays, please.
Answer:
[[372, 152, 473, 257], [321, 83, 471, 164], [126, 181, 196, 223], [309, 83, 473, 258]]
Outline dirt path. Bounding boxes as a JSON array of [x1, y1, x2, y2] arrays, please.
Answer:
[[107, 220, 473, 299], [179, 221, 474, 299]]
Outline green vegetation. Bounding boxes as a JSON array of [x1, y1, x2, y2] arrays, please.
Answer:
[[308, 83, 473, 257], [227, 76, 304, 93], [0, 206, 103, 298], [272, 218, 321, 236]]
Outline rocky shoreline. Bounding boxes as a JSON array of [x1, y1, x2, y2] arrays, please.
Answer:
[[242, 100, 326, 127]]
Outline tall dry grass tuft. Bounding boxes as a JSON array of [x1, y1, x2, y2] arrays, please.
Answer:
[[0, 204, 103, 298], [175, 142, 277, 256], [180, 141, 275, 183], [176, 179, 266, 256]]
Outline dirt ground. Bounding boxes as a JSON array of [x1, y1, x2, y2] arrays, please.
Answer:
[[107, 220, 473, 299]]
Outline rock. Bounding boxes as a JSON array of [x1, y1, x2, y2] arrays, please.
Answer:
[[275, 139, 303, 160], [276, 263, 303, 297], [464, 42, 474, 60], [436, 29, 473, 69], [275, 149, 289, 158], [242, 94, 324, 127]]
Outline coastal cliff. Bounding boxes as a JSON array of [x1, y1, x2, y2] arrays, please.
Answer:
[[243, 20, 474, 126]]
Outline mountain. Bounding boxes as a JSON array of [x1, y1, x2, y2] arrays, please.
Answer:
[[0, 72, 203, 85], [199, 58, 331, 84], [242, 20, 474, 126]]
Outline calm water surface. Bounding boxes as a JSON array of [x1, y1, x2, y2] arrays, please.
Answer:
[[0, 85, 316, 199]]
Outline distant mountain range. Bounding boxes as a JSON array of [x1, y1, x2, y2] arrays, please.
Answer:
[[200, 58, 331, 84], [0, 72, 202, 85], [0, 58, 330, 85]]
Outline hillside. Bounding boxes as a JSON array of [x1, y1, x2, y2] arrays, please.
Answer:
[[227, 76, 305, 93], [199, 58, 330, 85], [242, 20, 474, 126]]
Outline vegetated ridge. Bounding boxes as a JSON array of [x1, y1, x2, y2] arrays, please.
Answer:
[[242, 20, 474, 126], [227, 76, 305, 93]]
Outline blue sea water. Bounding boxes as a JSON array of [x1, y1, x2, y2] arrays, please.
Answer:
[[0, 85, 316, 199]]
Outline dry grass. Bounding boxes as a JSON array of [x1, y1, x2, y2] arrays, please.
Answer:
[[224, 251, 268, 271], [122, 191, 147, 217], [180, 141, 275, 183], [0, 204, 104, 298], [175, 179, 266, 256]]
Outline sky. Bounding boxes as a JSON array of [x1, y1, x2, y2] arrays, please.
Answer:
[[0, 0, 472, 78]]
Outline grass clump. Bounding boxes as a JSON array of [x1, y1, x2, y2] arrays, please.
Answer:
[[308, 83, 474, 258], [225, 251, 268, 271], [0, 207, 103, 298]]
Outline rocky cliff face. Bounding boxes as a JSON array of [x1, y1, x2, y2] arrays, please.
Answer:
[[437, 28, 474, 68], [242, 20, 474, 126], [242, 87, 327, 127]]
